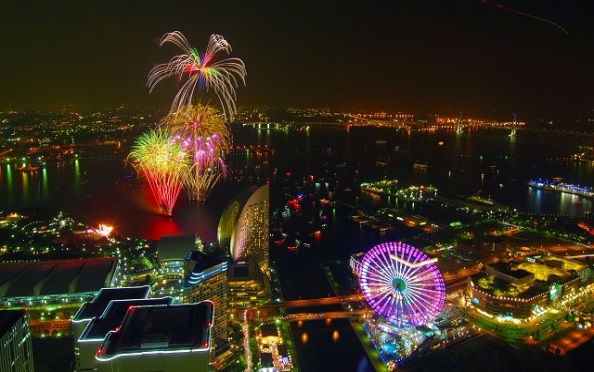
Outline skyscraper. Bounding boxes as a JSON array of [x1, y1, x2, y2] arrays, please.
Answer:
[[218, 183, 269, 271], [227, 258, 271, 308], [0, 310, 34, 372], [182, 251, 229, 344]]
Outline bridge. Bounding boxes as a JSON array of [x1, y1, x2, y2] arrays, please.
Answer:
[[257, 294, 365, 310], [261, 310, 373, 323]]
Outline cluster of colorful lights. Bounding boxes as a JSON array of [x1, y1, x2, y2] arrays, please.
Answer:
[[359, 241, 445, 326], [163, 104, 231, 201], [147, 31, 246, 121], [130, 32, 245, 213], [128, 128, 189, 215]]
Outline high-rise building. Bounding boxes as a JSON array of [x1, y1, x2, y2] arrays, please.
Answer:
[[218, 183, 269, 271], [227, 258, 271, 308], [183, 251, 228, 345], [76, 297, 172, 371], [95, 302, 214, 372], [0, 310, 34, 372]]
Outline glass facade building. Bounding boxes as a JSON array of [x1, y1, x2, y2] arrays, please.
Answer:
[[218, 184, 269, 271], [0, 310, 34, 372]]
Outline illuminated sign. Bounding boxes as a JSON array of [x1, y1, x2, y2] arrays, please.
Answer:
[[549, 283, 562, 300]]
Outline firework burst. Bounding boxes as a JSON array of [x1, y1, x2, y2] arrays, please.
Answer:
[[148, 31, 246, 120], [128, 127, 189, 216], [162, 104, 231, 202]]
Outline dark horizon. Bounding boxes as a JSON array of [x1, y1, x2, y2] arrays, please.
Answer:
[[1, 1, 593, 120]]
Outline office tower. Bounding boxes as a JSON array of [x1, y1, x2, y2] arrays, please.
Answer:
[[0, 310, 34, 372], [227, 258, 271, 308], [183, 251, 228, 345]]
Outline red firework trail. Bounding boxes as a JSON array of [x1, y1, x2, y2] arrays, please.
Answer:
[[481, 0, 568, 35]]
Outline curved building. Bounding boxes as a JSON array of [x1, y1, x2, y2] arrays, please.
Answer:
[[218, 184, 269, 271]]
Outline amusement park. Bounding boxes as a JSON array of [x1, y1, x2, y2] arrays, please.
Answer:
[[350, 242, 451, 369], [341, 235, 594, 371]]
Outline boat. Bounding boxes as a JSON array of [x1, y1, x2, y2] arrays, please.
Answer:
[[413, 162, 429, 169], [528, 179, 594, 199]]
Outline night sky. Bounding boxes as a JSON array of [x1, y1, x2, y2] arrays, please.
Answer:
[[1, 0, 593, 119]]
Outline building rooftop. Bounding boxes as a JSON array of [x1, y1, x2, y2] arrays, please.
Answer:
[[186, 251, 226, 274], [79, 297, 173, 341], [514, 262, 572, 282], [73, 286, 151, 322], [183, 251, 228, 288], [228, 259, 258, 281], [260, 323, 278, 338], [542, 256, 588, 272], [0, 310, 26, 336], [472, 270, 552, 300], [517, 286, 546, 300], [96, 302, 214, 360], [157, 235, 197, 263], [0, 257, 117, 299], [488, 262, 533, 280], [233, 265, 250, 278], [476, 235, 506, 243]]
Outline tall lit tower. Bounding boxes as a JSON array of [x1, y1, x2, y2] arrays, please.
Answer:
[[456, 112, 463, 135], [510, 113, 517, 137]]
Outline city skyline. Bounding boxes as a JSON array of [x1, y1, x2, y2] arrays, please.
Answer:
[[1, 1, 593, 120]]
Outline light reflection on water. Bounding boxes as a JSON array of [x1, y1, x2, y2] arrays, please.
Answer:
[[525, 187, 592, 215], [0, 129, 591, 236], [0, 159, 229, 240], [332, 329, 340, 342], [301, 332, 308, 344], [290, 319, 373, 372]]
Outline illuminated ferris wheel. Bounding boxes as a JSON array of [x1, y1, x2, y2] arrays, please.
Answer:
[[359, 242, 446, 326]]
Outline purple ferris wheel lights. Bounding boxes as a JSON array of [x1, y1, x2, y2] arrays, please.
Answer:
[[359, 241, 446, 326]]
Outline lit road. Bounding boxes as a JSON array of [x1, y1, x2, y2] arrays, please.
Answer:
[[242, 310, 252, 372]]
